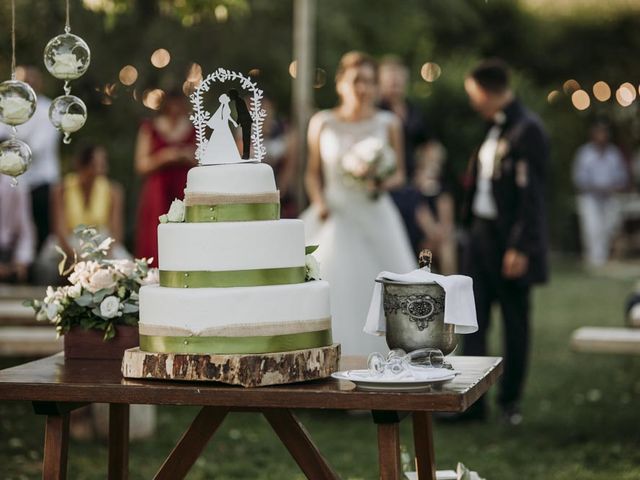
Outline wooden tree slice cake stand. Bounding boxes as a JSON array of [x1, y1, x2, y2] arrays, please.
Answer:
[[121, 344, 341, 388]]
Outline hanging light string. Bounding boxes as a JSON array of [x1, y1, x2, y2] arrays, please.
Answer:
[[65, 0, 71, 33], [63, 0, 71, 93], [10, 0, 16, 79]]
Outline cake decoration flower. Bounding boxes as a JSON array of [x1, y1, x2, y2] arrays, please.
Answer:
[[159, 198, 185, 223]]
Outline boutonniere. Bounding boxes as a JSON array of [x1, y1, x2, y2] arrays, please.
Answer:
[[492, 138, 511, 178], [495, 138, 510, 162]]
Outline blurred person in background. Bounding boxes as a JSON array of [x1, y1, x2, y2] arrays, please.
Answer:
[[0, 174, 36, 284], [378, 56, 437, 256], [302, 51, 416, 356], [34, 145, 128, 284], [134, 90, 196, 266], [461, 59, 549, 425], [413, 142, 457, 274], [572, 119, 628, 268], [0, 66, 61, 253], [262, 97, 298, 217]]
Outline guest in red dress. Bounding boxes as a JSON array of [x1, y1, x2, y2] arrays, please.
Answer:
[[134, 91, 196, 266]]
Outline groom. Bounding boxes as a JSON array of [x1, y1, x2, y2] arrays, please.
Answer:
[[228, 89, 252, 159]]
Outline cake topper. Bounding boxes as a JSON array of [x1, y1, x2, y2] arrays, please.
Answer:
[[189, 68, 266, 164]]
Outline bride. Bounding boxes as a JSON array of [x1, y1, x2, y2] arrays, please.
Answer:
[[301, 51, 417, 355], [202, 93, 241, 164]]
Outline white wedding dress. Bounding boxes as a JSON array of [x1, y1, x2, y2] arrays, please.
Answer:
[[301, 110, 417, 355], [202, 102, 241, 165]]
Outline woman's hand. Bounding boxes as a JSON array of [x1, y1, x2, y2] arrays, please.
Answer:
[[316, 201, 330, 221]]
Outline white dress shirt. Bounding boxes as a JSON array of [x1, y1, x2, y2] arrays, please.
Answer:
[[472, 113, 506, 220]]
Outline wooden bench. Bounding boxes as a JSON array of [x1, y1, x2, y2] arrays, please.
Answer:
[[570, 327, 640, 355], [0, 284, 62, 357]]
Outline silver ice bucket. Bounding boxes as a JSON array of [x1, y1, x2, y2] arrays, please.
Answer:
[[376, 251, 458, 355]]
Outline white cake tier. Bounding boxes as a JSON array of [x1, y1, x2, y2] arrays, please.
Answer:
[[139, 281, 331, 336], [185, 163, 276, 195], [158, 219, 305, 272]]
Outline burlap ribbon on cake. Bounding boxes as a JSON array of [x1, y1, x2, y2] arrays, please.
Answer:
[[184, 191, 280, 222], [139, 318, 332, 354]]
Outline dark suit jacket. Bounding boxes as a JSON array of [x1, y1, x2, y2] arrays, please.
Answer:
[[462, 99, 549, 285]]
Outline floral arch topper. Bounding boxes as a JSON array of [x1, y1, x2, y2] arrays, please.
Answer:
[[189, 68, 267, 164]]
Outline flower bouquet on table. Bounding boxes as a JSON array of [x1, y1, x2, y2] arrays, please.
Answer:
[[341, 136, 396, 199], [26, 226, 159, 359]]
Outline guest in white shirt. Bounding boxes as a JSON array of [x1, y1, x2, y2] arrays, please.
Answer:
[[0, 174, 36, 283], [572, 120, 628, 267], [0, 66, 61, 251]]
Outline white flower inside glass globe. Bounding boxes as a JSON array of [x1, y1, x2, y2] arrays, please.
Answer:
[[43, 33, 91, 81], [0, 80, 37, 126], [0, 138, 32, 177]]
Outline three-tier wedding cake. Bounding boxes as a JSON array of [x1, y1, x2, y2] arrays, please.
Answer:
[[123, 69, 338, 386], [138, 162, 333, 355]]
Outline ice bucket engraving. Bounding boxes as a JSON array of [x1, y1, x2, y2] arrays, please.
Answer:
[[376, 250, 458, 355]]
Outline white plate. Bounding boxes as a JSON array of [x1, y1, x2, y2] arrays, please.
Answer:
[[331, 368, 458, 391]]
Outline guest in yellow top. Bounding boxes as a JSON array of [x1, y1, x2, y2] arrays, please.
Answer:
[[33, 145, 128, 284], [52, 144, 126, 258]]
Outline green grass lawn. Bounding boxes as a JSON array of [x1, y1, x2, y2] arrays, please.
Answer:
[[1, 259, 640, 479]]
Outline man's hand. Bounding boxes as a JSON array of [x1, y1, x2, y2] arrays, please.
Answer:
[[502, 249, 528, 279]]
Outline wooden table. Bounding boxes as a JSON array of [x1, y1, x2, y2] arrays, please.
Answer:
[[0, 354, 502, 480]]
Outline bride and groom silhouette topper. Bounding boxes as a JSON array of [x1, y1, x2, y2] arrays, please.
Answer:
[[201, 88, 252, 164]]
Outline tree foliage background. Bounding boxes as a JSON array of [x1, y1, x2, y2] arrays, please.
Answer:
[[1, 0, 640, 250]]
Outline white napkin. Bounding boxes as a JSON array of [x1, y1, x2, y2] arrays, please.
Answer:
[[364, 268, 478, 336]]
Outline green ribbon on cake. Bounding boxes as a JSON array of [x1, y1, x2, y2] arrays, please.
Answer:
[[185, 203, 280, 223], [140, 329, 332, 354], [160, 266, 305, 288]]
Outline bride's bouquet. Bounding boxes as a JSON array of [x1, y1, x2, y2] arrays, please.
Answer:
[[341, 137, 396, 199]]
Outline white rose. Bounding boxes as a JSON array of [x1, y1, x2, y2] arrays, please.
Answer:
[[158, 214, 168, 224], [68, 283, 82, 299], [69, 261, 99, 289], [99, 296, 120, 319], [141, 268, 160, 286], [0, 151, 26, 176], [305, 254, 321, 281], [60, 113, 86, 132], [166, 199, 185, 222], [352, 137, 384, 165], [0, 96, 33, 124], [51, 53, 82, 77], [86, 268, 117, 293]]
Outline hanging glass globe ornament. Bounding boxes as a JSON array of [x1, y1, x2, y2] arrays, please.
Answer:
[[0, 80, 37, 127], [0, 138, 32, 184], [43, 33, 91, 81], [49, 95, 87, 144]]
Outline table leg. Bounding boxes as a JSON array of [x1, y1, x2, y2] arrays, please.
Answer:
[[376, 422, 402, 480], [263, 409, 339, 480], [413, 412, 436, 480], [42, 413, 70, 480], [108, 404, 129, 480], [154, 406, 229, 480], [372, 411, 404, 480]]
